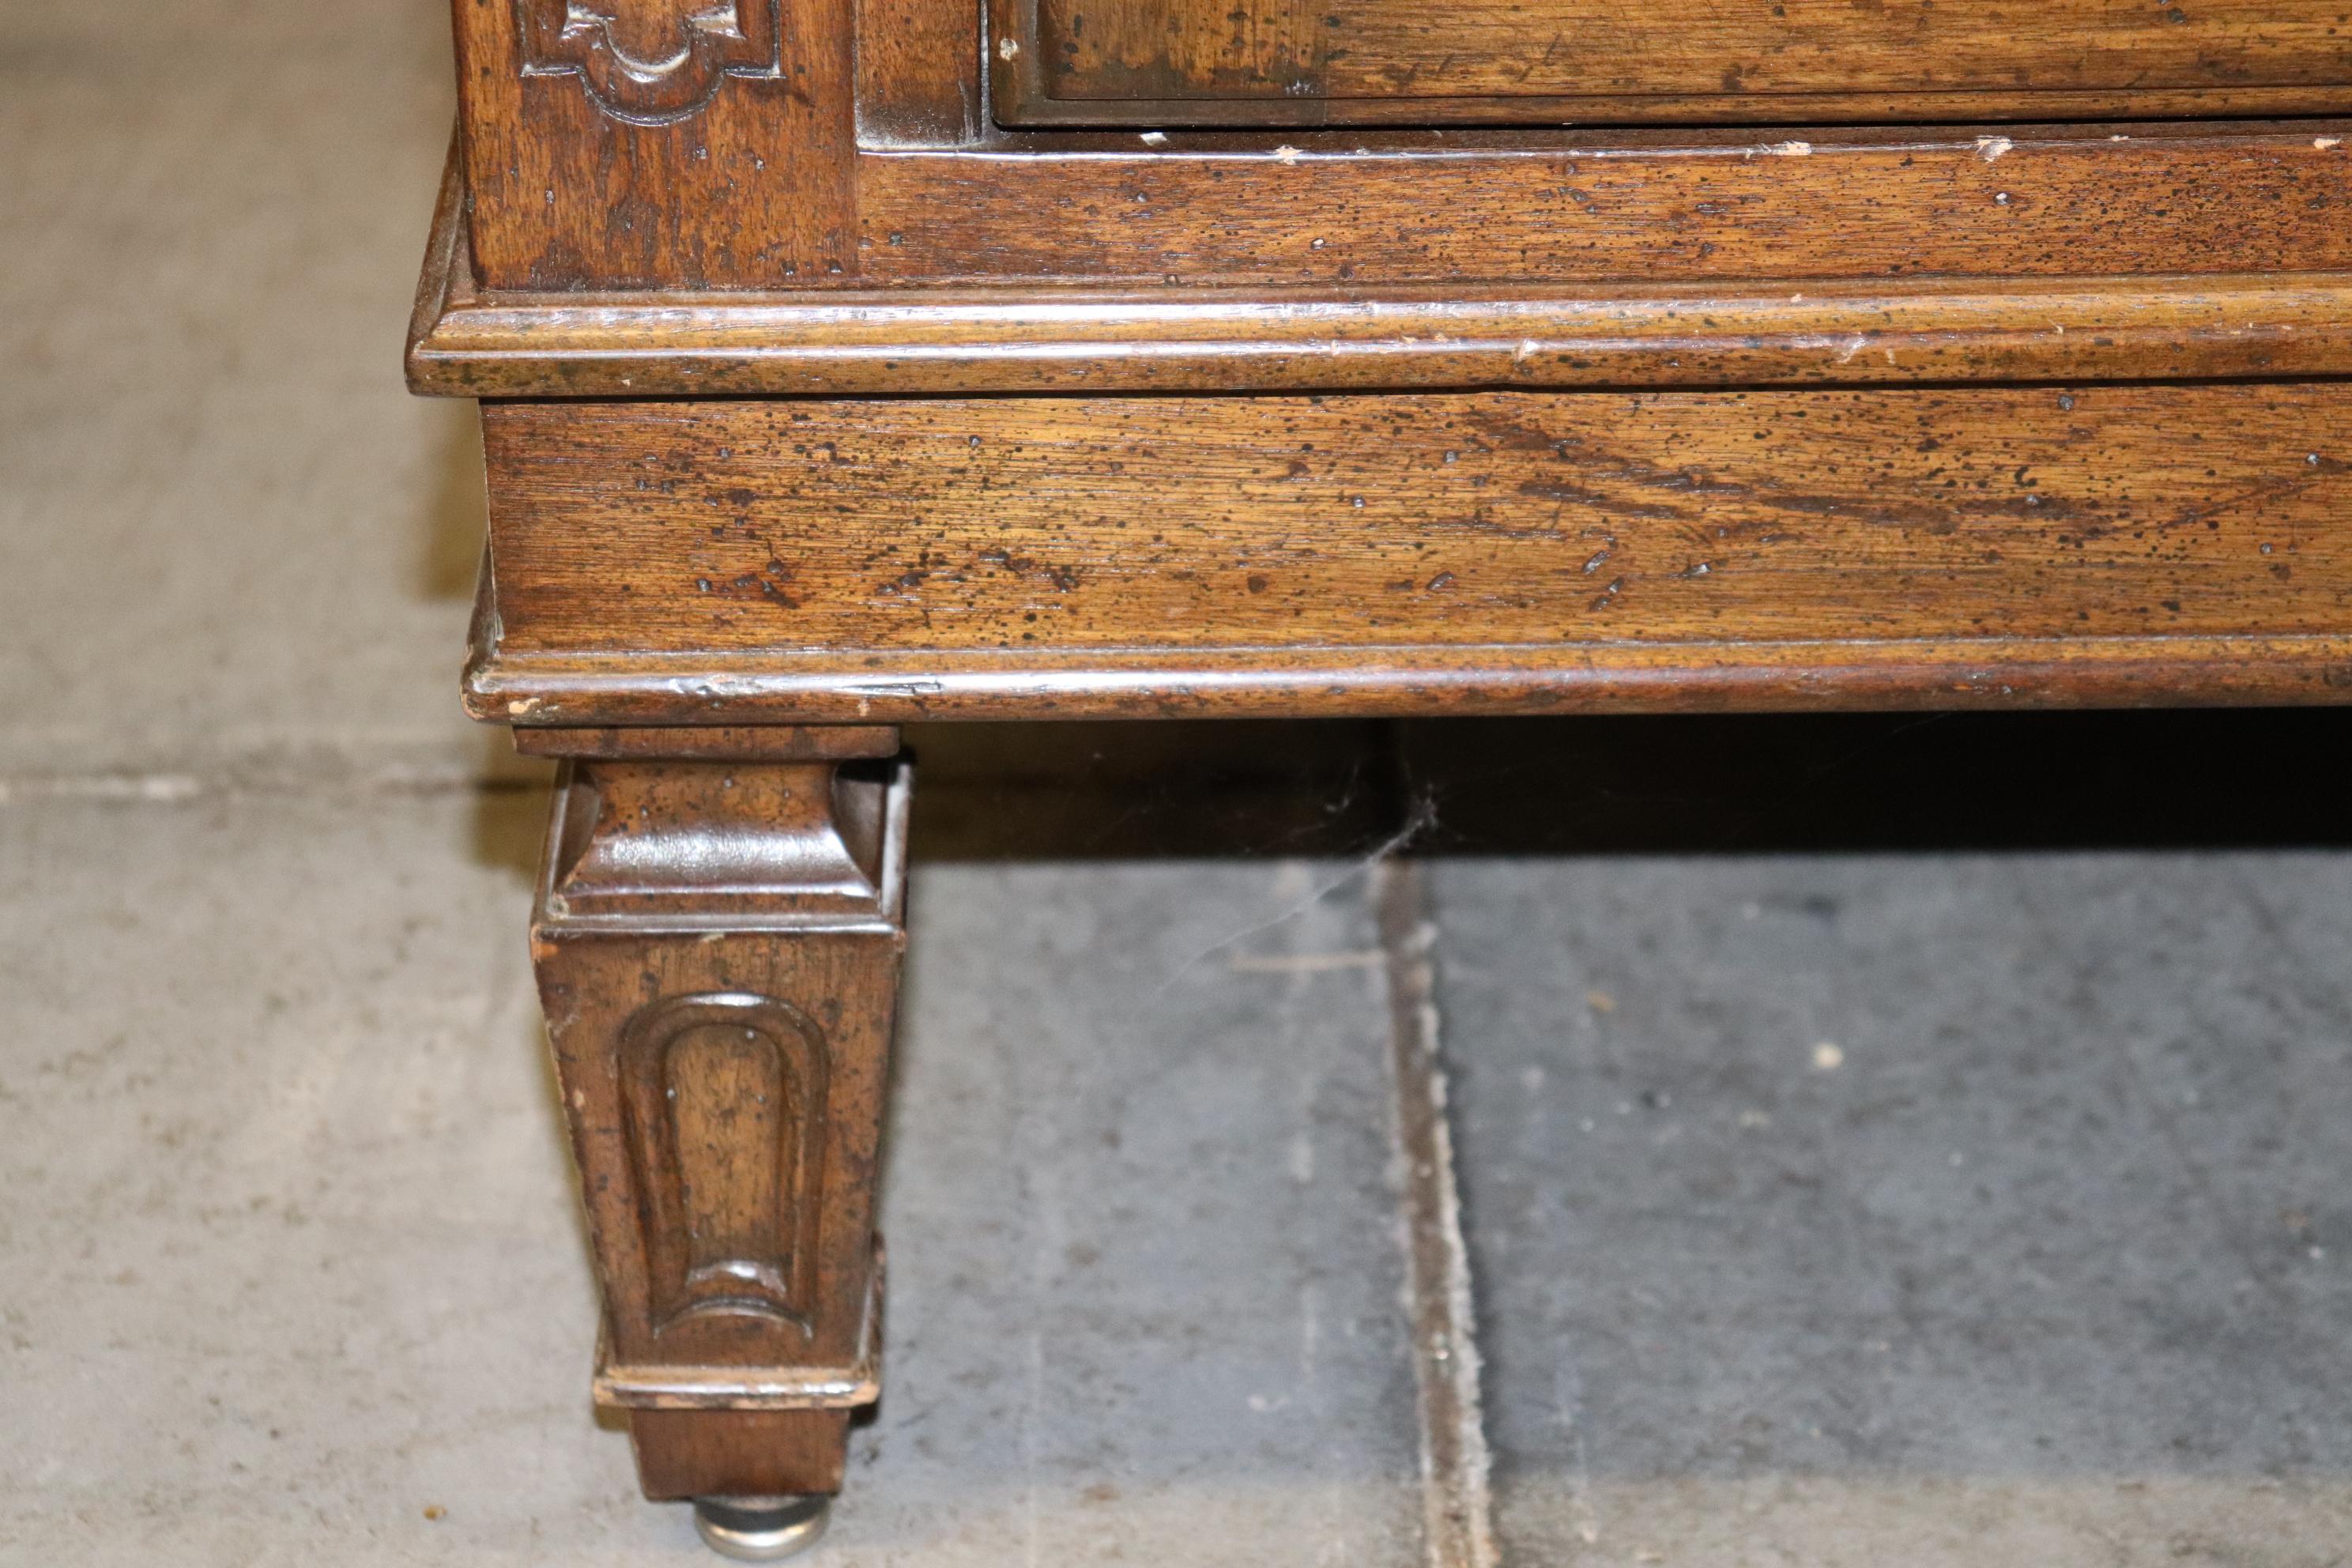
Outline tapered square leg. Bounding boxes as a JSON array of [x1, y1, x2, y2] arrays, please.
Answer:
[[524, 729, 906, 1549]]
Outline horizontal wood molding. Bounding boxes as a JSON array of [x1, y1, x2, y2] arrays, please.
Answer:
[[473, 639, 2352, 725], [594, 1286, 884, 1409], [436, 82, 2352, 291], [469, 387, 2352, 725], [514, 725, 903, 761], [414, 268, 2352, 397], [410, 130, 2352, 396]]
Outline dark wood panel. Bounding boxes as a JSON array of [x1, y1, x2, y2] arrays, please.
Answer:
[[442, 4, 2352, 289], [454, 0, 858, 289], [631, 1411, 854, 1501], [856, 0, 982, 144], [1004, 0, 2352, 125], [413, 126, 2352, 344], [857, 129, 2352, 286], [468, 388, 2352, 724]]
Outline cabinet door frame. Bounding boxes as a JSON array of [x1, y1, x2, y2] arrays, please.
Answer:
[[989, 0, 2352, 128]]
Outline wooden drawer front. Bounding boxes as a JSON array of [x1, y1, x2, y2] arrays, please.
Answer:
[[999, 0, 2352, 125], [473, 387, 2352, 723]]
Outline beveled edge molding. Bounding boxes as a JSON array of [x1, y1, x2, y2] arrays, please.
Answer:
[[592, 1253, 885, 1411], [531, 756, 911, 933], [466, 636, 2352, 726], [514, 725, 902, 762], [405, 149, 2352, 398]]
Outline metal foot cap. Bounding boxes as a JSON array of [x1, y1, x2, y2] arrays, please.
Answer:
[[693, 1495, 831, 1561]]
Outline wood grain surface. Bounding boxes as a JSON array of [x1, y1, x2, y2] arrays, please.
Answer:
[[530, 752, 911, 1494], [436, 0, 2352, 294], [467, 387, 2352, 724], [1004, 0, 2352, 125], [411, 126, 2352, 390], [424, 0, 2352, 1535], [454, 0, 859, 289], [854, 129, 2352, 288]]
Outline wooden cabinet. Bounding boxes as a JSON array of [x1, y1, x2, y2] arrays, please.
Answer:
[[998, 0, 2352, 125], [408, 0, 2352, 1551], [466, 388, 2352, 722]]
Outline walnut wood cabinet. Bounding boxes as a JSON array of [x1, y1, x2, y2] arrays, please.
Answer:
[[408, 0, 2352, 1555]]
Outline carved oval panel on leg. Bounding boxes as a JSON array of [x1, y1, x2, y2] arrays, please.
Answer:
[[620, 992, 830, 1343]]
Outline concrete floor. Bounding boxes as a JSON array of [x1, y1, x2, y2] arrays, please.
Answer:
[[3, 2, 2350, 1565], [1436, 856, 2352, 1566]]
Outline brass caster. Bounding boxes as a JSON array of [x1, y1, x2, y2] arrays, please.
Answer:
[[692, 1495, 831, 1561]]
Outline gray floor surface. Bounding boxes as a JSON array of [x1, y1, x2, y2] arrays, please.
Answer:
[[3, 2, 2349, 1565], [1433, 857, 2352, 1566]]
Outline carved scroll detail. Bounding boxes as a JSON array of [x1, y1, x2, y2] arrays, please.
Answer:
[[621, 991, 829, 1336], [518, 0, 782, 126]]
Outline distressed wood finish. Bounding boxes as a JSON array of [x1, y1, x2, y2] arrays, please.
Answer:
[[413, 263, 2352, 401], [850, 128, 2352, 289], [440, 118, 2352, 296], [455, 0, 857, 288], [412, 122, 2352, 380], [1002, 0, 2352, 125], [466, 387, 2352, 726], [632, 1409, 857, 1500], [530, 741, 908, 1499], [419, 0, 2352, 1540], [437, 0, 2352, 304], [855, 0, 983, 143], [515, 0, 787, 126], [438, 0, 2352, 300], [513, 725, 903, 761]]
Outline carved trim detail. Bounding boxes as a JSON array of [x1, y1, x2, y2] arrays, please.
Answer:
[[517, 0, 783, 126], [537, 759, 900, 931], [528, 752, 906, 1424], [620, 991, 829, 1337], [591, 1248, 884, 1408]]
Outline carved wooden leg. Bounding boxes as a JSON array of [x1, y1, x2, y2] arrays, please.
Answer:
[[523, 727, 906, 1557]]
